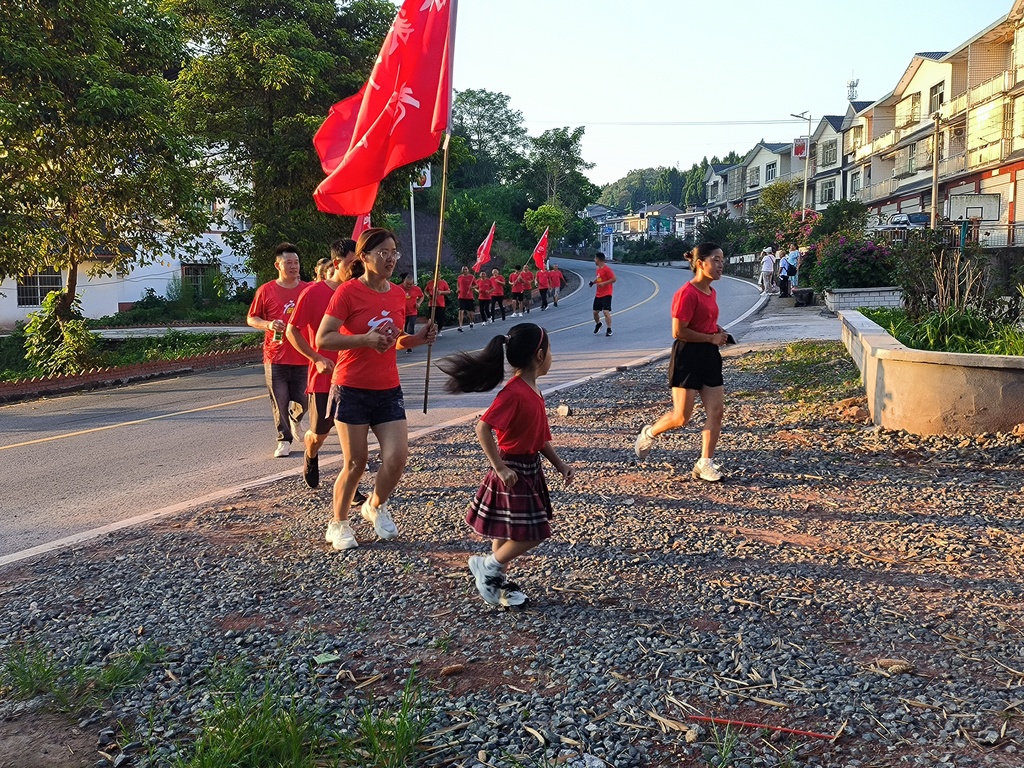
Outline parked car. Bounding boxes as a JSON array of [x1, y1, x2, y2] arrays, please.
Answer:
[[888, 212, 930, 229]]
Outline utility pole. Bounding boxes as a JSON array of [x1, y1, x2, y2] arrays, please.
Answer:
[[930, 112, 941, 228], [791, 111, 812, 220]]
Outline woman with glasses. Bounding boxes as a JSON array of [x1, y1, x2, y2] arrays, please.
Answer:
[[315, 228, 437, 551]]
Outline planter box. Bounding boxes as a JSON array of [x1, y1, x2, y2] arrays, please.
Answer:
[[840, 310, 1024, 436], [824, 286, 902, 312]]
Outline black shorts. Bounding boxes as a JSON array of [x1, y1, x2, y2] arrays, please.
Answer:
[[308, 391, 334, 435], [593, 295, 612, 312], [327, 385, 405, 426], [668, 340, 723, 390], [458, 298, 475, 312], [511, 292, 524, 302]]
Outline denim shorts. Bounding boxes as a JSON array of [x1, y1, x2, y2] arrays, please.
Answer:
[[326, 385, 406, 426]]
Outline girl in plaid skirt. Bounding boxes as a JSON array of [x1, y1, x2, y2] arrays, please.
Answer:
[[438, 323, 574, 606]]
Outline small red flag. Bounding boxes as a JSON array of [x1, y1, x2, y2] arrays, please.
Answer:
[[531, 228, 549, 270], [352, 213, 372, 240], [472, 222, 495, 272], [313, 0, 455, 216]]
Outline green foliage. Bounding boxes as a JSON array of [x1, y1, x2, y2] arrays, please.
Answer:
[[451, 89, 528, 187], [524, 127, 597, 210], [732, 341, 861, 410], [695, 211, 750, 256], [614, 236, 691, 264], [863, 306, 1024, 354], [806, 234, 895, 291], [523, 204, 567, 240], [94, 331, 261, 368], [747, 180, 798, 248], [23, 291, 97, 375], [445, 194, 492, 265], [343, 673, 426, 768], [810, 199, 868, 240]]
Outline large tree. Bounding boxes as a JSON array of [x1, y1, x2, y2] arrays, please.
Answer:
[[451, 88, 528, 187], [524, 127, 597, 211], [0, 0, 218, 319], [169, 0, 400, 278]]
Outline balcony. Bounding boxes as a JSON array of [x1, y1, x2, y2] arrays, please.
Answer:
[[938, 152, 967, 179], [859, 177, 897, 203], [941, 71, 1011, 119]]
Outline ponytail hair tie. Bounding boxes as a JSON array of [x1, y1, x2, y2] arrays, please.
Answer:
[[504, 335, 511, 344]]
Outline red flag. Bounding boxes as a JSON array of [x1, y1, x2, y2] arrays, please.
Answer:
[[472, 222, 495, 272], [351, 213, 372, 240], [531, 228, 549, 270], [313, 0, 456, 216]]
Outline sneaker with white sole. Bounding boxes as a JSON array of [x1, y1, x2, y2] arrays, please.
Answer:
[[360, 500, 398, 540], [594, 321, 602, 334], [468, 555, 504, 605], [692, 457, 723, 482], [325, 520, 358, 550], [634, 425, 656, 459], [273, 440, 291, 458], [499, 579, 527, 607]]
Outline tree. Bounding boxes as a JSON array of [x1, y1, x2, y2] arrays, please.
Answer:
[[170, 0, 400, 278], [695, 212, 749, 256], [810, 199, 869, 240], [523, 204, 567, 241], [525, 127, 596, 210], [747, 180, 798, 248], [444, 194, 491, 265], [0, 0, 218, 320], [451, 89, 528, 187]]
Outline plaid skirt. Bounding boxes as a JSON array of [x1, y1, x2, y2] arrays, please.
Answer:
[[465, 452, 552, 542]]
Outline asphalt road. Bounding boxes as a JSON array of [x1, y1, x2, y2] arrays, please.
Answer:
[[0, 260, 760, 559]]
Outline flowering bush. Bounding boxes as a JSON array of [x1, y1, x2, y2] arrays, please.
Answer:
[[775, 209, 820, 247], [807, 235, 895, 291]]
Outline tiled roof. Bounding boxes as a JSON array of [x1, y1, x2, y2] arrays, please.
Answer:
[[851, 100, 873, 112], [824, 115, 844, 132], [761, 142, 791, 154], [915, 51, 948, 60]]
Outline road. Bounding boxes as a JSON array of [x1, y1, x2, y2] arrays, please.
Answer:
[[0, 260, 761, 559]]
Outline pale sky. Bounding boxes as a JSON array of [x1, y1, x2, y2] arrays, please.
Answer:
[[451, 0, 1013, 187]]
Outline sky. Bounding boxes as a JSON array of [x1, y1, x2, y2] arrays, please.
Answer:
[[451, 0, 1013, 188]]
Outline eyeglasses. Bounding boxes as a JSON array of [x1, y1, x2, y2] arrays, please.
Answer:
[[368, 248, 400, 260]]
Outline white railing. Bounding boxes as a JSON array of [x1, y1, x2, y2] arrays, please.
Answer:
[[970, 71, 1010, 104], [941, 90, 968, 119], [859, 177, 897, 203], [938, 152, 967, 178]]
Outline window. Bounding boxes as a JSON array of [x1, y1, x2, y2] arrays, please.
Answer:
[[709, 180, 720, 200], [851, 171, 862, 196], [17, 267, 63, 307], [821, 140, 838, 167], [765, 161, 777, 182], [748, 167, 760, 187], [181, 264, 221, 300], [820, 179, 836, 204], [929, 82, 945, 115], [896, 92, 922, 128]]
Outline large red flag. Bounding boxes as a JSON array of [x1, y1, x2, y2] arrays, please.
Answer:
[[313, 0, 455, 216], [472, 222, 495, 272], [351, 213, 372, 240], [531, 228, 549, 270]]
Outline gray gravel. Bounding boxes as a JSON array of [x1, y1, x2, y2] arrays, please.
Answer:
[[1, 343, 1023, 768]]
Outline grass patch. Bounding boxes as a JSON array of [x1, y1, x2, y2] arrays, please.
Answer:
[[93, 330, 262, 368], [732, 341, 861, 409], [862, 306, 1024, 355]]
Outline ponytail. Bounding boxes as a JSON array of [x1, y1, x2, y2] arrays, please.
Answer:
[[438, 323, 549, 393]]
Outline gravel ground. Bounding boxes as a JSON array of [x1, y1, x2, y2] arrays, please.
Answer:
[[1, 341, 1023, 768]]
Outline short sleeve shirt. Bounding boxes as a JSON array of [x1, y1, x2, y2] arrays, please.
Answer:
[[457, 274, 475, 300], [403, 285, 423, 316], [249, 280, 309, 365], [536, 270, 550, 289], [287, 280, 338, 394], [761, 254, 774, 273], [426, 279, 448, 307], [520, 269, 534, 289], [595, 265, 614, 298], [480, 376, 552, 455], [324, 279, 406, 390], [671, 282, 719, 336], [508, 271, 521, 292], [475, 277, 492, 300], [490, 275, 505, 296]]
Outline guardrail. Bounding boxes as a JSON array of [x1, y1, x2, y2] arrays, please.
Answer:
[[871, 223, 1024, 248]]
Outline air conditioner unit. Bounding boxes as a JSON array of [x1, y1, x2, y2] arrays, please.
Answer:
[[952, 127, 965, 138]]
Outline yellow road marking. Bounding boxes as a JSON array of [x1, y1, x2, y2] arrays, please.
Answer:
[[1, 394, 266, 451]]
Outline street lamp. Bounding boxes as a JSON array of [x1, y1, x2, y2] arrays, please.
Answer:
[[791, 111, 813, 220]]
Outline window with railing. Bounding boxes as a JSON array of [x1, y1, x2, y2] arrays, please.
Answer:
[[896, 92, 922, 129], [819, 179, 836, 204], [17, 267, 63, 307], [748, 167, 760, 187], [821, 140, 838, 167], [843, 125, 864, 155], [850, 171, 861, 197], [765, 161, 777, 182], [929, 82, 945, 115], [182, 264, 221, 301], [709, 181, 720, 200]]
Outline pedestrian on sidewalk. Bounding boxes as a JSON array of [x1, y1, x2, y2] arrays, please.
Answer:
[[758, 246, 775, 295], [777, 250, 791, 298], [489, 268, 506, 321], [438, 322, 574, 607], [315, 228, 437, 551], [247, 242, 309, 458], [634, 242, 729, 482], [787, 243, 800, 288], [591, 252, 615, 336]]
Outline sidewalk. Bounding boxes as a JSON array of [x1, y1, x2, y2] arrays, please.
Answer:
[[1, 305, 1021, 768]]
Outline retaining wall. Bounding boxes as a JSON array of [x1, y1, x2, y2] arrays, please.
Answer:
[[825, 287, 903, 312]]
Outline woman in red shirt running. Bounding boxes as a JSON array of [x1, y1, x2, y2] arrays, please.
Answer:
[[634, 243, 729, 482], [489, 268, 506, 322], [315, 228, 437, 551], [439, 323, 574, 607]]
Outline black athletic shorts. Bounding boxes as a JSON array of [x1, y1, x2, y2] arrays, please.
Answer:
[[511, 291, 524, 302], [327, 385, 405, 426], [308, 391, 334, 435], [593, 295, 612, 312], [668, 340, 723, 390], [458, 298, 475, 312]]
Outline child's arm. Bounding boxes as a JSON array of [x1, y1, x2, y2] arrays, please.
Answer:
[[540, 441, 573, 485], [476, 419, 517, 488]]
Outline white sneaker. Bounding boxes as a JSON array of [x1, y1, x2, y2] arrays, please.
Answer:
[[634, 425, 656, 459], [273, 440, 291, 458], [325, 520, 358, 550], [468, 555, 504, 605], [499, 579, 527, 607], [692, 457, 723, 482], [361, 500, 398, 540]]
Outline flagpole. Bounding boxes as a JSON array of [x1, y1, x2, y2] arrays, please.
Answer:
[[409, 182, 418, 284], [422, 132, 452, 413]]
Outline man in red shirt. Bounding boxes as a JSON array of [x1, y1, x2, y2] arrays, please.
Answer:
[[425, 274, 450, 336], [519, 264, 535, 314], [475, 271, 493, 324], [508, 266, 522, 317], [285, 239, 366, 491], [399, 272, 424, 336], [247, 242, 309, 457], [536, 264, 550, 310], [590, 251, 616, 337], [456, 265, 476, 332], [489, 268, 506, 321], [549, 264, 564, 306]]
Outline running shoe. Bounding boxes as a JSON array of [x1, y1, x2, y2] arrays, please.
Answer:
[[499, 579, 527, 607], [303, 451, 319, 488], [692, 458, 723, 482], [468, 555, 504, 605], [606, 329, 612, 337], [273, 440, 291, 458], [594, 322, 602, 334], [634, 425, 656, 459], [353, 489, 367, 506], [325, 520, 358, 551], [361, 500, 398, 540]]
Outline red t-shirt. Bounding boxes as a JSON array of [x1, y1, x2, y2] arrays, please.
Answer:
[[520, 269, 534, 290], [403, 285, 424, 317], [475, 277, 492, 300], [287, 281, 338, 394], [249, 280, 309, 365], [426, 279, 448, 307], [549, 269, 563, 288], [671, 282, 719, 335], [490, 275, 505, 296], [480, 376, 552, 455], [595, 265, 615, 298], [324, 279, 407, 390], [536, 270, 549, 289], [508, 271, 521, 293], [456, 274, 475, 300]]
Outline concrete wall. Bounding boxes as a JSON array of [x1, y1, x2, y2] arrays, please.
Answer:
[[840, 310, 1024, 436], [824, 287, 903, 312]]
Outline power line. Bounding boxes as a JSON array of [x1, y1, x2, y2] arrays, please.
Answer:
[[524, 118, 806, 127]]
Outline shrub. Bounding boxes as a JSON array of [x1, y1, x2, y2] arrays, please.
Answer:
[[807, 234, 895, 291], [23, 291, 97, 375]]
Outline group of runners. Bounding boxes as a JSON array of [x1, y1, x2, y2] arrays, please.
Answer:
[[246, 234, 728, 607]]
